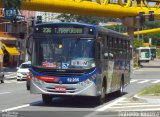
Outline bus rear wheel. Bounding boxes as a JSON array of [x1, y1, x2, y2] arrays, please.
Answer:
[[42, 94, 53, 104], [116, 79, 124, 96]]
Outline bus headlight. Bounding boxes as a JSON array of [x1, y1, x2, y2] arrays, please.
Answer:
[[32, 76, 45, 85], [79, 74, 97, 86], [32, 76, 39, 83]]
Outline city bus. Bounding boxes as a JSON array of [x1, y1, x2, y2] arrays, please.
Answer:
[[137, 47, 151, 62], [27, 22, 131, 105]]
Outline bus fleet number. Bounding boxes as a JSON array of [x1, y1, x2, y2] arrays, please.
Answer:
[[67, 78, 79, 82]]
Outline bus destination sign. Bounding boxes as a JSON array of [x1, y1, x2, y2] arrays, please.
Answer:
[[35, 26, 84, 34]]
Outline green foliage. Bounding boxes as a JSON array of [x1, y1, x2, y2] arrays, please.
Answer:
[[104, 25, 126, 33], [144, 20, 160, 29], [133, 38, 143, 48], [142, 21, 160, 46], [5, 0, 21, 10], [144, 32, 160, 46], [139, 84, 160, 96], [157, 48, 160, 57], [4, 0, 30, 10], [56, 14, 106, 25]]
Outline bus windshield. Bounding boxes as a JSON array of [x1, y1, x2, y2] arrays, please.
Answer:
[[32, 37, 95, 69]]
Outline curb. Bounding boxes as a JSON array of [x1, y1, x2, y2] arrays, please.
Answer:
[[132, 94, 148, 103], [133, 94, 160, 104]]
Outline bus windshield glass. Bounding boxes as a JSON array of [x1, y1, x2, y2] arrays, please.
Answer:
[[32, 38, 95, 69]]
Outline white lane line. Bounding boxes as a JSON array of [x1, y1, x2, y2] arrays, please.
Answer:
[[1, 104, 30, 112], [5, 72, 16, 74], [110, 104, 160, 109], [114, 103, 147, 105], [0, 92, 11, 95], [4, 81, 12, 83], [83, 97, 126, 117], [5, 74, 16, 77], [130, 79, 138, 83], [10, 80, 19, 83], [151, 80, 160, 84], [125, 108, 160, 111], [17, 82, 25, 84], [97, 97, 126, 111], [138, 80, 150, 84]]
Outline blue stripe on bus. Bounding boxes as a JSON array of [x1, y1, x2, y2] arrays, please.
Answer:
[[30, 68, 97, 83]]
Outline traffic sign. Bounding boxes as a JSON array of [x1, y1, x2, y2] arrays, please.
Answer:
[[4, 8, 15, 19]]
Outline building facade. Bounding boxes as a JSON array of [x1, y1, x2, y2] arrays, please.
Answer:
[[0, 9, 35, 67]]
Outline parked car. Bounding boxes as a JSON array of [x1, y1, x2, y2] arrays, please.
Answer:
[[0, 67, 4, 83], [17, 61, 31, 81]]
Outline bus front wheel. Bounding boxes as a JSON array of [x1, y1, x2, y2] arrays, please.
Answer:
[[42, 94, 53, 104], [96, 81, 106, 105]]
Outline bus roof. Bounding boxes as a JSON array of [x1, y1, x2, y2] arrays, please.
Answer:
[[35, 22, 98, 28]]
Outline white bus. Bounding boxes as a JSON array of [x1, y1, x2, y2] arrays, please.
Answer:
[[137, 47, 151, 62]]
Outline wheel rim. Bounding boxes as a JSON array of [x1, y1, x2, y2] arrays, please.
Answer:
[[120, 82, 123, 93], [101, 86, 105, 101]]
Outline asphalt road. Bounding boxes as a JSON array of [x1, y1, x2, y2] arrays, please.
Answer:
[[0, 60, 160, 117]]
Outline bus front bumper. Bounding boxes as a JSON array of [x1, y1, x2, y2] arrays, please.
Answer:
[[30, 79, 98, 97]]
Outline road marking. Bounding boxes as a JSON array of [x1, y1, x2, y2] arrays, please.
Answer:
[[5, 74, 16, 77], [110, 104, 160, 109], [4, 81, 12, 83], [96, 97, 126, 111], [114, 102, 147, 105], [0, 92, 11, 95], [151, 80, 160, 84], [4, 80, 25, 84], [130, 79, 138, 83], [1, 104, 30, 112], [83, 97, 126, 117], [137, 69, 160, 71], [126, 108, 160, 111], [138, 80, 150, 84], [17, 82, 25, 84]]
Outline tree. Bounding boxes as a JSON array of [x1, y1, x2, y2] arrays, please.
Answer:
[[56, 14, 106, 25], [104, 25, 126, 33], [133, 38, 143, 48]]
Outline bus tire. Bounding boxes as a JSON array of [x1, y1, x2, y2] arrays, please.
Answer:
[[42, 94, 52, 104], [116, 77, 124, 96], [96, 80, 106, 105]]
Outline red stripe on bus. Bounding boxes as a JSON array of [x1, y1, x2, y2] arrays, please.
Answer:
[[36, 76, 56, 82]]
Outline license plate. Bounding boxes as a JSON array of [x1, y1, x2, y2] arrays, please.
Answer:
[[55, 87, 66, 92], [23, 75, 27, 78]]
